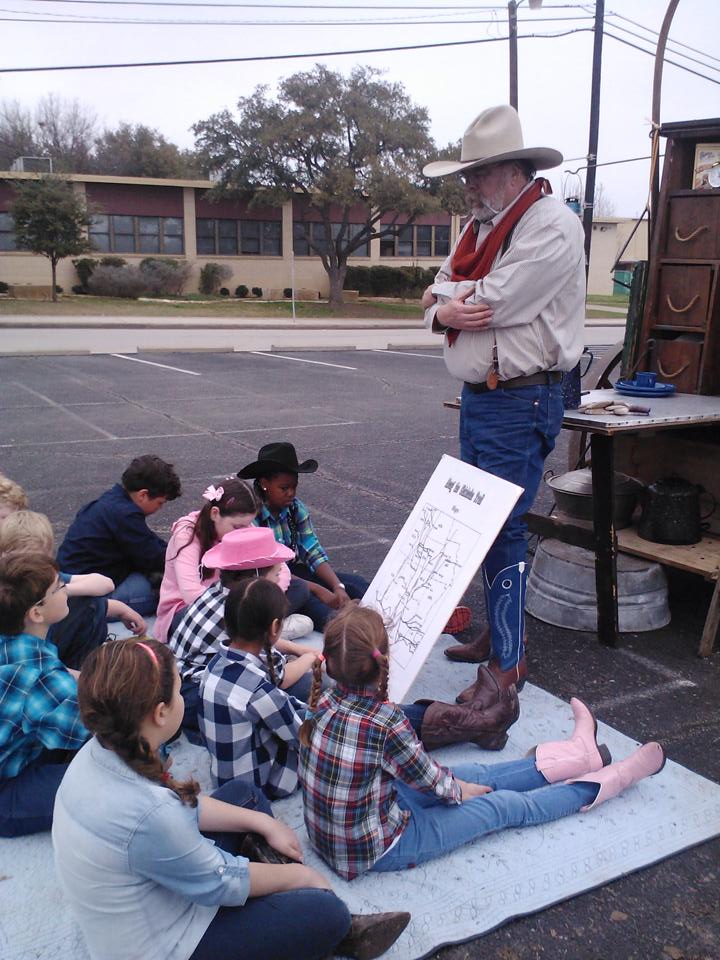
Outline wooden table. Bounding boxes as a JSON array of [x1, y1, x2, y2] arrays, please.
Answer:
[[561, 389, 720, 652]]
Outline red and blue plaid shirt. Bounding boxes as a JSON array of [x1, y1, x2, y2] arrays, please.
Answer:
[[298, 684, 461, 880]]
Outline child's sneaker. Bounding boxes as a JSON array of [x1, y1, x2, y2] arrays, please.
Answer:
[[443, 605, 472, 635], [280, 613, 314, 641]]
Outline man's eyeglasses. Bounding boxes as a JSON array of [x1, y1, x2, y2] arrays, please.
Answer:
[[34, 580, 68, 606]]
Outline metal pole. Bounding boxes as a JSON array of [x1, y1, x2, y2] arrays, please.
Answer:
[[508, 1, 519, 109], [582, 0, 604, 281], [650, 0, 681, 244]]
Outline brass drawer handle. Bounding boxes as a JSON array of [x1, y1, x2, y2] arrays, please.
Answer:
[[658, 359, 690, 379], [674, 225, 709, 243], [666, 293, 700, 314]]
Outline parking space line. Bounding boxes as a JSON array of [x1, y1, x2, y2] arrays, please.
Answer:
[[216, 420, 362, 436], [12, 382, 118, 439], [250, 352, 357, 371], [110, 354, 201, 376], [591, 679, 696, 712], [367, 349, 444, 359]]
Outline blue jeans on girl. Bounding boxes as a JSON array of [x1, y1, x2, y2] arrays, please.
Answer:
[[370, 758, 598, 872], [191, 779, 350, 960]]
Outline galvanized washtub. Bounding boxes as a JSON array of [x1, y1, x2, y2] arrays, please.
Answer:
[[526, 538, 670, 632]]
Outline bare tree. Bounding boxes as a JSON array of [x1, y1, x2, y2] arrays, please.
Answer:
[[0, 101, 38, 170], [593, 182, 617, 218], [35, 94, 97, 173]]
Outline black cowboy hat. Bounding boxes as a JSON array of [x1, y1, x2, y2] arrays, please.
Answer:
[[237, 442, 318, 479]]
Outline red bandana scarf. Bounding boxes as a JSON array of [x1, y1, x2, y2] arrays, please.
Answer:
[[446, 177, 551, 345]]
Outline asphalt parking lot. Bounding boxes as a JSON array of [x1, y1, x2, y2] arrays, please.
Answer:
[[1, 347, 718, 960]]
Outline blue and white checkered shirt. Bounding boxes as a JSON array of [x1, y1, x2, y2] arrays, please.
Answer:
[[0, 632, 88, 779], [198, 644, 305, 798]]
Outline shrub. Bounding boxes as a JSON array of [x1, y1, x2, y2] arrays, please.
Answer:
[[252, 286, 263, 298], [87, 264, 146, 299], [219, 287, 230, 297], [199, 262, 233, 295], [71, 284, 86, 295], [0, 281, 9, 294], [72, 257, 98, 288], [283, 287, 293, 298], [139, 258, 191, 296], [235, 284, 249, 298], [343, 264, 438, 297], [100, 256, 127, 268], [54, 285, 63, 294]]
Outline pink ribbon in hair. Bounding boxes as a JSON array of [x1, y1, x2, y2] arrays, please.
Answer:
[[203, 484, 224, 503]]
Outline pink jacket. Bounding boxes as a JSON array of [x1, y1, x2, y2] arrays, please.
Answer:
[[154, 511, 218, 643]]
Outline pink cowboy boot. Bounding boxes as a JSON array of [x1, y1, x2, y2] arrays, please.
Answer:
[[568, 742, 666, 811], [533, 697, 612, 783]]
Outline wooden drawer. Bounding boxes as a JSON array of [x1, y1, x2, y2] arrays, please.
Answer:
[[665, 195, 720, 259], [650, 336, 703, 393], [656, 264, 712, 329]]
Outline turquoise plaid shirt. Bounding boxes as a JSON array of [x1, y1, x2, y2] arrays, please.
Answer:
[[256, 497, 329, 573], [0, 632, 88, 779]]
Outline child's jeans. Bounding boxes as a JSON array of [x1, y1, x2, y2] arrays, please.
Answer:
[[109, 572, 158, 616], [0, 749, 77, 837], [191, 779, 351, 960], [370, 758, 598, 872]]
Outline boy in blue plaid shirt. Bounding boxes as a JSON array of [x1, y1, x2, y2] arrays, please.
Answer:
[[0, 553, 88, 836], [200, 577, 322, 799]]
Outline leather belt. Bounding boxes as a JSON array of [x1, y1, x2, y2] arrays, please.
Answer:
[[464, 371, 563, 394]]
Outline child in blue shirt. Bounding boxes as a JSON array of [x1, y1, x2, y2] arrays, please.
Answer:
[[58, 454, 182, 616], [0, 552, 88, 837]]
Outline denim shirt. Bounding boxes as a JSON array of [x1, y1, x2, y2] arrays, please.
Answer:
[[52, 738, 250, 960]]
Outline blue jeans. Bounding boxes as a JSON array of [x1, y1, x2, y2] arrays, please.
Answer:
[[192, 779, 351, 960], [460, 383, 564, 667], [289, 564, 369, 630], [109, 572, 158, 616], [0, 749, 76, 837], [370, 758, 598, 872], [48, 595, 108, 670]]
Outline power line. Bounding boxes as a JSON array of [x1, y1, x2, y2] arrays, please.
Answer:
[[606, 8, 720, 67], [7, 0, 587, 8], [604, 29, 720, 86], [0, 27, 593, 72], [0, 10, 597, 25], [605, 16, 720, 75]]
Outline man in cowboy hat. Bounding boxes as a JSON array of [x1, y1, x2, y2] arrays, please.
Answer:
[[422, 105, 585, 695]]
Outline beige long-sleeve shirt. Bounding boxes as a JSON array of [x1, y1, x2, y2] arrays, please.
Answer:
[[424, 188, 586, 384]]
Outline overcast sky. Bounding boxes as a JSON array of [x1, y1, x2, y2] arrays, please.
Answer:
[[2, 0, 719, 216]]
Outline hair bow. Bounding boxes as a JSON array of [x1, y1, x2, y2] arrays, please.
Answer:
[[202, 484, 224, 503]]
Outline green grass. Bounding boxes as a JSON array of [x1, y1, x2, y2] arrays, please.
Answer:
[[586, 294, 630, 307], [0, 295, 424, 320], [586, 309, 627, 320]]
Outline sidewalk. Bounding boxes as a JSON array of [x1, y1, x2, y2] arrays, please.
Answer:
[[0, 313, 625, 354]]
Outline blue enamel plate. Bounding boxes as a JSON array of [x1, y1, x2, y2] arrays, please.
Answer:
[[614, 380, 676, 398]]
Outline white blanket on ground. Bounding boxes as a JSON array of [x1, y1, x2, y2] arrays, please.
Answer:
[[1, 635, 718, 960]]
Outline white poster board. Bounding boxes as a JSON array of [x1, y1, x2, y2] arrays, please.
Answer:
[[362, 455, 523, 703]]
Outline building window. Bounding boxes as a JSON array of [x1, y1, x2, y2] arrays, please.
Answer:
[[293, 222, 369, 257], [89, 214, 184, 254], [195, 218, 282, 256], [380, 223, 450, 258], [0, 212, 18, 251]]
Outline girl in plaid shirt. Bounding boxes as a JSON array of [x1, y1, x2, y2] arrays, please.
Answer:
[[298, 604, 666, 881], [200, 578, 322, 799]]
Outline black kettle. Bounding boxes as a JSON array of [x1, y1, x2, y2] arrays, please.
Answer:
[[638, 475, 715, 545]]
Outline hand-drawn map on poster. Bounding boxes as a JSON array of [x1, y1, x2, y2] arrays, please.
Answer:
[[362, 455, 522, 702]]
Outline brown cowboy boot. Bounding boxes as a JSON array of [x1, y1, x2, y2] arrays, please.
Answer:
[[456, 659, 527, 704], [417, 684, 519, 752], [444, 624, 491, 663], [337, 912, 411, 960]]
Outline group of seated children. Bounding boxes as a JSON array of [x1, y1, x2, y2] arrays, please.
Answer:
[[0, 455, 667, 960]]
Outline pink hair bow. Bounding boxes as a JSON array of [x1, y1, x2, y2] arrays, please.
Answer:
[[203, 484, 224, 503]]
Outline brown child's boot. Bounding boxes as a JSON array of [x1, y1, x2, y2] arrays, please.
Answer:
[[417, 684, 519, 752], [336, 911, 411, 959]]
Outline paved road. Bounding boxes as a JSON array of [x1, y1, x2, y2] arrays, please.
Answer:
[[1, 347, 716, 960]]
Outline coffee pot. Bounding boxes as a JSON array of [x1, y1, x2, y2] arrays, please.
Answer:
[[638, 475, 715, 545]]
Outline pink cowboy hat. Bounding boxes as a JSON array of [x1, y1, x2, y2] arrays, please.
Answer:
[[202, 526, 294, 570]]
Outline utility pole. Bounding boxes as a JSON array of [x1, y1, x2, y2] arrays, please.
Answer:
[[582, 0, 605, 280], [508, 1, 519, 109]]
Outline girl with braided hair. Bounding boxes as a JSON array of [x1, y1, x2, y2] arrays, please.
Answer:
[[199, 577, 323, 799], [52, 635, 410, 960], [298, 604, 665, 881]]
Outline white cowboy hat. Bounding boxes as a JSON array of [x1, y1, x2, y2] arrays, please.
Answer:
[[423, 105, 563, 178]]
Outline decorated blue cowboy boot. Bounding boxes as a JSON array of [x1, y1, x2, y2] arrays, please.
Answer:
[[485, 560, 528, 691]]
